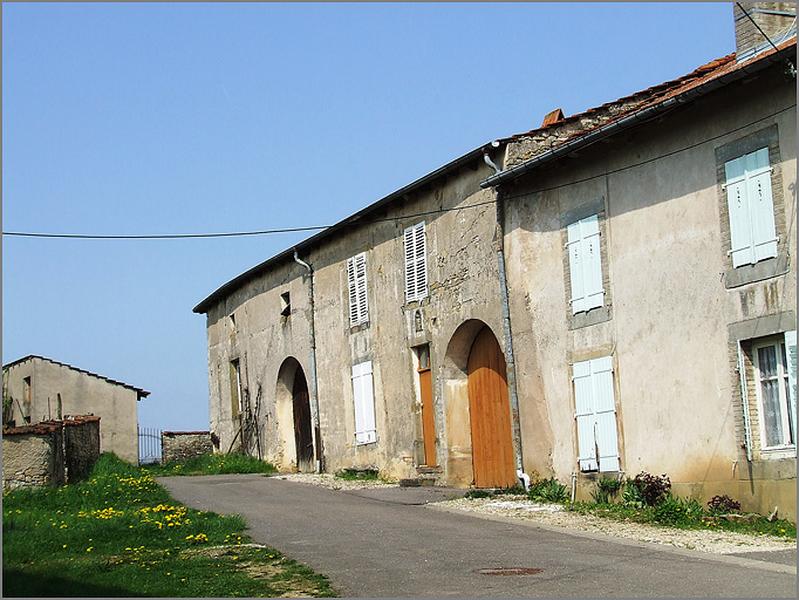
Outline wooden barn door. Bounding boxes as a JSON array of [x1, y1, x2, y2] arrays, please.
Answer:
[[292, 370, 314, 473], [467, 327, 517, 488]]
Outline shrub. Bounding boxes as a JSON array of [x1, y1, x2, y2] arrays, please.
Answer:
[[528, 478, 568, 503], [653, 496, 705, 526], [707, 494, 742, 515], [627, 471, 671, 506], [335, 468, 379, 481], [465, 489, 494, 499], [591, 477, 623, 504]]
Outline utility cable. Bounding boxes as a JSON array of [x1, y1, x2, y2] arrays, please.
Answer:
[[2, 104, 795, 241]]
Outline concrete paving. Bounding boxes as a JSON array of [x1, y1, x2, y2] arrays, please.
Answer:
[[160, 474, 796, 598]]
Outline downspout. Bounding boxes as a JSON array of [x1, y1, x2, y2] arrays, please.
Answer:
[[488, 153, 527, 487], [293, 249, 324, 473]]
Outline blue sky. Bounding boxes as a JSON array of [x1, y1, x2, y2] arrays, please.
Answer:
[[3, 3, 734, 433]]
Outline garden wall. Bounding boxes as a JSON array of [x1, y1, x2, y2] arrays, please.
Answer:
[[161, 431, 213, 464]]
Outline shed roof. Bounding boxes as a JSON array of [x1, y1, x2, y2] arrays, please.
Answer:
[[2, 355, 150, 398]]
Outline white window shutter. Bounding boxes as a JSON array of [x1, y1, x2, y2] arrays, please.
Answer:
[[572, 360, 597, 471], [736, 340, 753, 461], [725, 148, 777, 267], [404, 226, 417, 302], [347, 257, 359, 326], [590, 357, 620, 472], [404, 222, 427, 302], [352, 361, 376, 444], [414, 223, 428, 300], [566, 221, 585, 314], [581, 216, 604, 311], [348, 253, 368, 326], [784, 330, 797, 445]]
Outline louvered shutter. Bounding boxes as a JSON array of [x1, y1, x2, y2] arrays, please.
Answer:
[[404, 222, 427, 302], [591, 356, 620, 472], [352, 361, 376, 444], [581, 215, 604, 311], [566, 221, 585, 314], [347, 253, 368, 326], [785, 330, 797, 445], [725, 148, 777, 267], [572, 360, 597, 471]]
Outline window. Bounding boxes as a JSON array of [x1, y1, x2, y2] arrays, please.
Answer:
[[724, 147, 778, 267], [566, 214, 604, 314], [753, 335, 796, 449], [347, 253, 369, 326], [351, 361, 377, 444], [280, 291, 291, 317], [572, 356, 620, 472], [403, 222, 428, 303], [229, 360, 242, 419]]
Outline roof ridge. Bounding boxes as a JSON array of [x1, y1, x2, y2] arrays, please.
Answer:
[[2, 354, 150, 397]]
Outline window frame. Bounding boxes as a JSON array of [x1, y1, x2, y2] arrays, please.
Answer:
[[752, 338, 795, 451]]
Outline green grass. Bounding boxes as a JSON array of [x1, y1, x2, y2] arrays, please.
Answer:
[[568, 498, 796, 539], [3, 453, 334, 597], [142, 453, 277, 477]]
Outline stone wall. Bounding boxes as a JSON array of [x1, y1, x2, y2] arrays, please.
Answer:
[[2, 416, 101, 490], [3, 422, 65, 490], [63, 415, 101, 482], [161, 431, 213, 464]]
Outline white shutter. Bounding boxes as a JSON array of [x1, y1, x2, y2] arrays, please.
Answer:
[[725, 148, 777, 267], [347, 253, 368, 326], [404, 222, 427, 302], [582, 216, 604, 311], [573, 360, 597, 471], [567, 215, 604, 314], [736, 341, 753, 461], [404, 226, 417, 301], [747, 148, 778, 262], [566, 221, 585, 314], [784, 330, 797, 445], [591, 356, 620, 472], [414, 222, 428, 300], [352, 361, 376, 444]]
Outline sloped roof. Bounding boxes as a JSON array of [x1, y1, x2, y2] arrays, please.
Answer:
[[2, 355, 150, 398], [482, 37, 796, 187]]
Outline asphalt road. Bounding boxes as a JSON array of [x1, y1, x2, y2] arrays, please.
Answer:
[[160, 474, 796, 598]]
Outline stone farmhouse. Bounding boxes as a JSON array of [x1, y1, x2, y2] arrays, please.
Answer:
[[3, 355, 150, 464], [194, 4, 797, 515]]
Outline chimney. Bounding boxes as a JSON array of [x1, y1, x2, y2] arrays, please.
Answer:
[[734, 2, 796, 61]]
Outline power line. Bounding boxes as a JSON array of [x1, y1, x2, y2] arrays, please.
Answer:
[[2, 104, 795, 241]]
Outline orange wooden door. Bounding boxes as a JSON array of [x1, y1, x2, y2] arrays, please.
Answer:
[[419, 368, 437, 467], [467, 327, 517, 488]]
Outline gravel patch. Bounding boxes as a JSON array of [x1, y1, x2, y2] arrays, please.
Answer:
[[272, 473, 397, 491], [434, 496, 797, 555]]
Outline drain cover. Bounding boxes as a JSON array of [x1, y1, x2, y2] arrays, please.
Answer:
[[476, 567, 543, 576]]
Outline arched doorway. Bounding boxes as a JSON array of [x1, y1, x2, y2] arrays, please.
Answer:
[[467, 327, 517, 488], [276, 358, 314, 473], [291, 368, 314, 473]]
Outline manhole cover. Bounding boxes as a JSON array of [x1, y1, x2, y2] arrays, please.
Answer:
[[476, 567, 543, 576]]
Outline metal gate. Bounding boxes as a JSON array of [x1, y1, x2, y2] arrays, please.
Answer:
[[138, 426, 162, 465]]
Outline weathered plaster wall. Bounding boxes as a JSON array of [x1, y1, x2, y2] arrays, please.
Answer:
[[502, 66, 796, 515], [161, 431, 213, 464], [205, 160, 509, 485], [4, 359, 140, 463]]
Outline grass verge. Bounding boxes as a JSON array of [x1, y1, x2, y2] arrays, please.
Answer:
[[3, 453, 334, 597], [142, 453, 277, 477], [333, 468, 380, 482]]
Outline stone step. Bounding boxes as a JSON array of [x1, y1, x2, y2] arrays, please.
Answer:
[[399, 477, 437, 487]]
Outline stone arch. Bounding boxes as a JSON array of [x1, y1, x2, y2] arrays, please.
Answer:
[[442, 319, 516, 488], [275, 357, 314, 473]]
